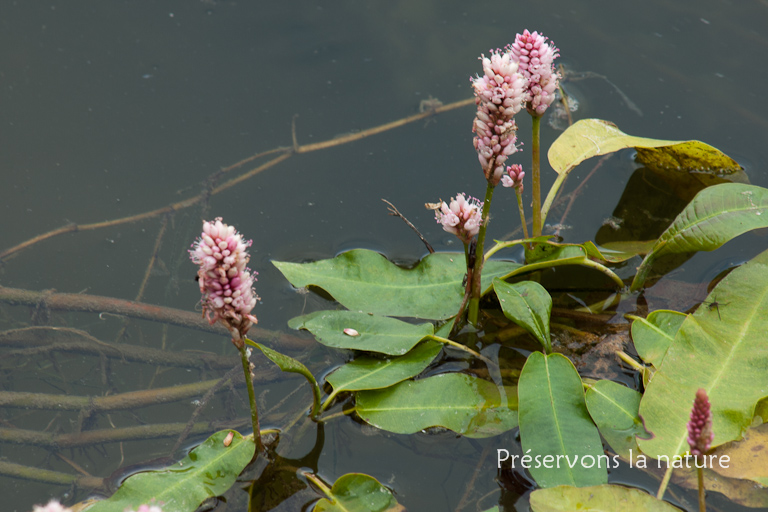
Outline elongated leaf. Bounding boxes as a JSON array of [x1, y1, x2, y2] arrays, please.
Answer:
[[246, 340, 322, 414], [493, 279, 552, 352], [314, 473, 403, 512], [585, 380, 651, 459], [84, 430, 254, 512], [274, 249, 520, 319], [356, 373, 517, 438], [288, 310, 433, 356], [627, 310, 687, 368], [518, 353, 607, 487], [637, 247, 768, 459], [548, 119, 742, 176], [529, 484, 680, 512], [631, 183, 768, 290], [325, 340, 442, 404]]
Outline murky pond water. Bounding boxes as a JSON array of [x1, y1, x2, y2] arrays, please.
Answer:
[[2, 1, 767, 511]]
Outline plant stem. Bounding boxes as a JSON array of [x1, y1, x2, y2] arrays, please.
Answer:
[[303, 472, 335, 501], [483, 238, 527, 261], [540, 171, 568, 230], [467, 182, 496, 325], [426, 335, 498, 368], [656, 464, 673, 500], [515, 188, 530, 240], [697, 465, 706, 512], [238, 344, 263, 453], [531, 114, 542, 237]]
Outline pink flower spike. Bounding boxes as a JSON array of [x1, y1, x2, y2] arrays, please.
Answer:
[[687, 388, 714, 457], [508, 30, 561, 117], [501, 164, 525, 191], [190, 218, 259, 343], [471, 48, 528, 185], [435, 193, 483, 244]]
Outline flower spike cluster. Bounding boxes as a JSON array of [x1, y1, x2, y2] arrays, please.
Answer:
[[508, 30, 561, 117], [435, 193, 483, 244], [501, 164, 525, 191], [687, 388, 714, 457], [471, 49, 528, 185], [190, 218, 258, 343]]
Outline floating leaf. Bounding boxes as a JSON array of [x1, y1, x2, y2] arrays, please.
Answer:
[[518, 353, 607, 487], [637, 247, 768, 459], [84, 430, 254, 512], [548, 119, 741, 177], [585, 380, 651, 459], [631, 183, 768, 291], [493, 279, 552, 352], [710, 423, 768, 486], [314, 473, 403, 512], [529, 484, 680, 512], [288, 310, 433, 356], [324, 340, 442, 407], [274, 249, 520, 320], [356, 373, 517, 438], [627, 310, 687, 368], [665, 463, 768, 508]]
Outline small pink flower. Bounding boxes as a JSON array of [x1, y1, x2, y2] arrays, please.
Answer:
[[190, 218, 258, 342], [435, 193, 483, 244], [687, 388, 714, 457], [471, 49, 528, 185], [32, 501, 72, 512], [501, 164, 525, 191], [508, 30, 561, 116]]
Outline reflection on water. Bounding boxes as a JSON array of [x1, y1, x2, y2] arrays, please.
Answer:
[[2, 1, 768, 511]]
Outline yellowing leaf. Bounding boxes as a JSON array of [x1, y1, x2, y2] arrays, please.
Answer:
[[548, 119, 742, 177]]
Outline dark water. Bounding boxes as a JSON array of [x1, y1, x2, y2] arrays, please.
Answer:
[[2, 1, 767, 511]]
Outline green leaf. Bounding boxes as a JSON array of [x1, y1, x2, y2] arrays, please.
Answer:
[[585, 380, 651, 459], [510, 242, 625, 290], [324, 340, 442, 406], [518, 352, 607, 487], [637, 247, 768, 459], [631, 183, 768, 290], [273, 249, 520, 319], [84, 430, 254, 512], [288, 310, 434, 356], [493, 279, 552, 352], [548, 118, 742, 177], [529, 484, 681, 512], [627, 310, 687, 367], [356, 373, 518, 438], [314, 473, 403, 512], [581, 241, 639, 264], [246, 340, 322, 416]]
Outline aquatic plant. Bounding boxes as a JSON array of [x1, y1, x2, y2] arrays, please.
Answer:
[[10, 28, 768, 512]]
